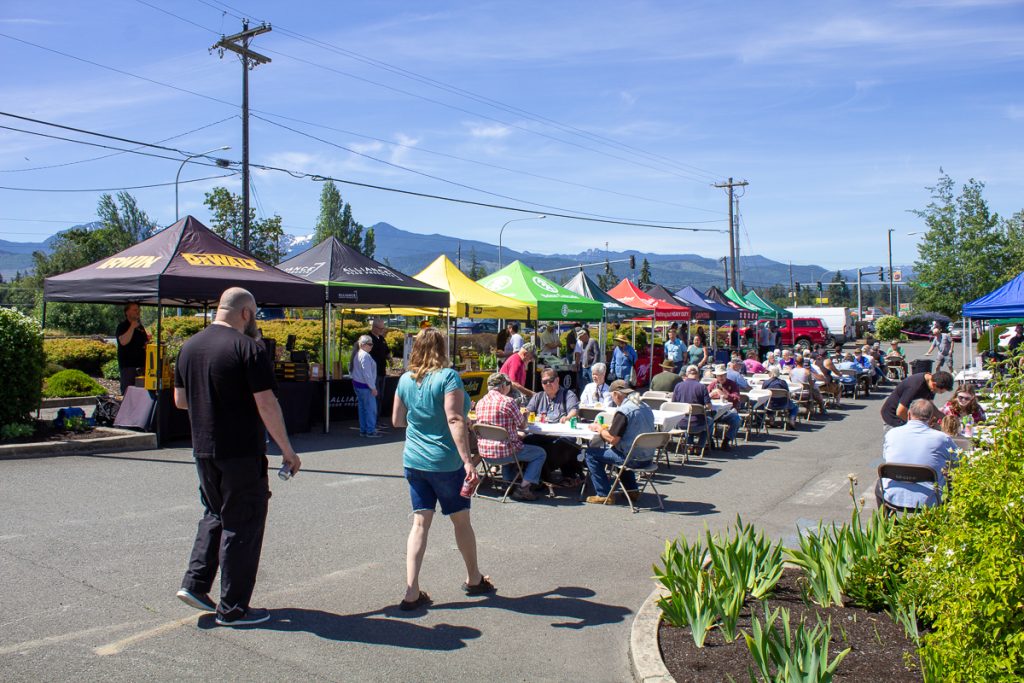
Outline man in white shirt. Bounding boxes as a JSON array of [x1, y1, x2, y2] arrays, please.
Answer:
[[504, 323, 525, 356], [579, 362, 612, 407], [876, 399, 957, 510]]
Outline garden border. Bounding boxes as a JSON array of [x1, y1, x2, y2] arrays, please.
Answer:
[[0, 427, 156, 460], [629, 586, 674, 683], [40, 396, 102, 409]]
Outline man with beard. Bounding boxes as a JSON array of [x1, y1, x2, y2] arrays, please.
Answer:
[[173, 287, 301, 626], [115, 302, 149, 395]]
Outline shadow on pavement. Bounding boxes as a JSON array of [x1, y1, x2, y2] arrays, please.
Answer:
[[204, 608, 482, 650], [432, 586, 632, 630], [82, 453, 407, 479]]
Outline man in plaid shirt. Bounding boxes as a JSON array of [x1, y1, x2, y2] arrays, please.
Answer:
[[474, 372, 547, 501]]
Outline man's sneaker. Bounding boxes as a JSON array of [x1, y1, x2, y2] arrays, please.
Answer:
[[215, 607, 271, 627], [176, 588, 216, 612], [363, 432, 384, 439]]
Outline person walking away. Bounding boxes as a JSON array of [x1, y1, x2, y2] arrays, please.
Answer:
[[925, 325, 955, 372], [173, 287, 301, 627], [351, 335, 382, 438], [583, 380, 656, 505], [115, 302, 149, 395], [392, 327, 492, 611], [369, 319, 391, 431]]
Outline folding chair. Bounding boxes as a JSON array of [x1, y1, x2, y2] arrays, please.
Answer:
[[765, 388, 793, 431], [885, 357, 906, 381], [737, 394, 767, 442], [641, 391, 669, 410], [662, 403, 708, 462], [839, 369, 860, 399], [471, 423, 525, 503], [606, 432, 672, 513], [876, 463, 941, 517], [794, 382, 816, 422]]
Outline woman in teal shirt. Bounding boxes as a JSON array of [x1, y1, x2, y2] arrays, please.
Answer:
[[392, 327, 493, 611], [687, 334, 708, 371]]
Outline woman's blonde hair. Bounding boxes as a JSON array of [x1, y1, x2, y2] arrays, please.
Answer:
[[408, 327, 448, 380]]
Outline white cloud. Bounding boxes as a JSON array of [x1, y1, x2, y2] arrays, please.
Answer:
[[466, 123, 512, 139], [0, 18, 58, 25]]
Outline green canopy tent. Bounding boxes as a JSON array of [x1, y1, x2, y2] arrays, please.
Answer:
[[743, 290, 792, 319], [477, 261, 604, 321], [562, 270, 648, 322], [724, 286, 761, 314]]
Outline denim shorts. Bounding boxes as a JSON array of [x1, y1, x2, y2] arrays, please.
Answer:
[[405, 466, 471, 516]]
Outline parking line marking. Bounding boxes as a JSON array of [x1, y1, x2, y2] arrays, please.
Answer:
[[0, 621, 140, 656], [94, 614, 200, 656]]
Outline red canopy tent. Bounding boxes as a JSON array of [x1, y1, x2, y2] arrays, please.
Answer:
[[606, 279, 690, 386]]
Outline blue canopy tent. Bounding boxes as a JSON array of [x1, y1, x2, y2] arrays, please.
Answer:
[[962, 271, 1024, 367]]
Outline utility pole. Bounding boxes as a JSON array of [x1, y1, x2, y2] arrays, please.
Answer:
[[714, 177, 748, 290], [789, 262, 795, 305], [734, 196, 742, 290], [211, 20, 272, 253], [857, 269, 862, 323], [887, 228, 895, 313]]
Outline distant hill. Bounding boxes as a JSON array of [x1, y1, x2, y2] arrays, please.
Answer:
[[0, 219, 914, 291]]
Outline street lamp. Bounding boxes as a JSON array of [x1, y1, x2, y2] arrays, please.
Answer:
[[176, 146, 232, 221], [887, 228, 895, 312], [498, 215, 546, 269]]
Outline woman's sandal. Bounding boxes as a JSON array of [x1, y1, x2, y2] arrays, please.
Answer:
[[399, 591, 432, 611], [462, 576, 496, 596]]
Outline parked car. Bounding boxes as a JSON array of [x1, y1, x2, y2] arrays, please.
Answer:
[[740, 318, 831, 350], [452, 318, 498, 334]]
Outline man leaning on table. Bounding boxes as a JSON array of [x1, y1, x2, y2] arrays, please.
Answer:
[[474, 372, 546, 501], [583, 380, 656, 505], [875, 399, 958, 510]]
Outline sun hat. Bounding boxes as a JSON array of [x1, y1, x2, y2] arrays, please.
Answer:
[[712, 364, 728, 376], [660, 359, 676, 370], [614, 334, 630, 344]]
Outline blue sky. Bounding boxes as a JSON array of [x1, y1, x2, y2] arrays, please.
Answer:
[[1, 0, 1021, 272]]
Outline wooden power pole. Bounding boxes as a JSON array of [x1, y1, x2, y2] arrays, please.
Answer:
[[714, 177, 748, 290]]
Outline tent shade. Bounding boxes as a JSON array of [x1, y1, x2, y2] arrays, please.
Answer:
[[744, 291, 793, 319], [360, 255, 535, 319], [277, 236, 448, 308], [478, 261, 604, 321], [562, 271, 648, 321], [704, 286, 758, 320], [43, 216, 323, 307], [607, 279, 691, 321], [962, 271, 1024, 320], [674, 285, 741, 321], [646, 284, 706, 320]]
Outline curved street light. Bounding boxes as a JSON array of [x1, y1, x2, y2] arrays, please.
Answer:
[[176, 146, 232, 221], [498, 214, 546, 269]]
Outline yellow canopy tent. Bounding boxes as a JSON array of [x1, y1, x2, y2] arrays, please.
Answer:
[[360, 255, 536, 320]]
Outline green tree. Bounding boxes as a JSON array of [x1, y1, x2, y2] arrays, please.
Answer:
[[362, 227, 375, 260], [1003, 209, 1024, 280], [465, 247, 487, 280], [598, 260, 618, 291], [97, 191, 156, 245], [829, 270, 851, 307], [638, 258, 653, 289], [203, 187, 285, 264], [911, 172, 1007, 318], [313, 180, 374, 257]]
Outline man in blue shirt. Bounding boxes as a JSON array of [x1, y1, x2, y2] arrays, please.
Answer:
[[875, 399, 958, 510], [610, 334, 637, 384], [663, 327, 685, 373], [726, 360, 751, 391]]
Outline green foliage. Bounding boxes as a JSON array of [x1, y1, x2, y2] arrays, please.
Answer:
[[44, 338, 117, 375], [1, 422, 35, 441], [1004, 210, 1024, 281], [706, 516, 785, 601], [45, 302, 124, 335], [911, 173, 1009, 318], [977, 325, 1009, 353], [638, 258, 653, 289], [744, 605, 850, 683], [874, 315, 903, 341], [0, 308, 46, 427], [159, 315, 206, 339], [43, 362, 65, 378], [101, 358, 120, 380], [598, 260, 618, 291], [465, 247, 488, 280], [42, 369, 106, 398], [203, 186, 285, 264], [313, 180, 375, 257]]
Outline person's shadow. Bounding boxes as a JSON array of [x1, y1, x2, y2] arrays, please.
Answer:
[[199, 608, 481, 651], [431, 586, 632, 630]]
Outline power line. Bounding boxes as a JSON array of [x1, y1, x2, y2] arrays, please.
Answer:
[[0, 174, 236, 193]]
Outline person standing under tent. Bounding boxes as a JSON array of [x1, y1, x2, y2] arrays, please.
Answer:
[[663, 327, 685, 373], [351, 335, 383, 438], [610, 334, 637, 384], [368, 319, 391, 431], [115, 302, 149, 395]]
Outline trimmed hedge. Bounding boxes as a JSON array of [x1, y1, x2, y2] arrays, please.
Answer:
[[0, 308, 46, 427], [44, 338, 117, 375], [42, 369, 106, 398], [874, 315, 903, 341]]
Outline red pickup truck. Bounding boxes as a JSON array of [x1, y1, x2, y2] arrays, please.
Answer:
[[737, 318, 832, 349]]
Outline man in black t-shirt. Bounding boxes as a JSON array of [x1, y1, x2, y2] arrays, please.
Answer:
[[880, 370, 953, 429], [173, 287, 301, 627], [368, 319, 391, 430], [115, 303, 148, 395]]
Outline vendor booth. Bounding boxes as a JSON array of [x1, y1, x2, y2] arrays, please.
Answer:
[[277, 237, 450, 428], [704, 286, 758, 319], [43, 215, 325, 442], [961, 270, 1024, 368], [743, 290, 792, 320], [607, 279, 691, 385]]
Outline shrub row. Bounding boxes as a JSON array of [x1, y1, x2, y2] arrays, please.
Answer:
[[42, 369, 106, 398], [43, 338, 117, 375], [0, 308, 45, 428]]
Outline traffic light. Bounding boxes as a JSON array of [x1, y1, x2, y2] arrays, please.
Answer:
[[794, 282, 801, 293], [877, 267, 884, 279], [629, 254, 636, 269], [816, 281, 823, 292]]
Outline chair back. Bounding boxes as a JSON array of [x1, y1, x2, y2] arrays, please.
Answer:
[[877, 462, 938, 485], [768, 388, 789, 401], [472, 423, 510, 443], [642, 390, 670, 400], [623, 431, 671, 467], [577, 406, 604, 422], [659, 401, 688, 413], [641, 396, 668, 410], [840, 369, 858, 379]]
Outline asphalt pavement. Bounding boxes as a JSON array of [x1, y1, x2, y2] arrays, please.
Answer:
[[0, 341, 940, 683]]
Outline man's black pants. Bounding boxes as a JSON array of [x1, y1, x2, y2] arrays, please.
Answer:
[[375, 375, 387, 426], [182, 455, 270, 620]]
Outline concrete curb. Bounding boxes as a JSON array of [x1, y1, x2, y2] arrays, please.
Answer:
[[40, 396, 103, 409], [630, 586, 675, 683], [0, 428, 156, 460]]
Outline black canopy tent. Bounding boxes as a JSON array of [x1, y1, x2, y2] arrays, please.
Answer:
[[43, 216, 325, 444], [277, 237, 450, 432]]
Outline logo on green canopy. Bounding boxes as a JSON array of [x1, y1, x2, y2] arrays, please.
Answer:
[[532, 276, 558, 294], [561, 304, 570, 317], [487, 275, 512, 292]]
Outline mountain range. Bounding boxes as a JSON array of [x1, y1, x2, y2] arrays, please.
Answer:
[[1, 220, 913, 291]]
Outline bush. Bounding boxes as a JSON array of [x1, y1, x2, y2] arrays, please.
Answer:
[[0, 308, 46, 427], [43, 362, 65, 378], [978, 325, 1009, 354], [42, 369, 106, 398], [44, 338, 117, 375], [102, 358, 120, 380], [874, 315, 903, 341], [45, 302, 124, 335], [159, 315, 206, 339], [1, 422, 35, 441]]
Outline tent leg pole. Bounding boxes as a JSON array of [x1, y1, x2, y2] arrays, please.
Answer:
[[323, 303, 329, 434], [155, 304, 163, 449]]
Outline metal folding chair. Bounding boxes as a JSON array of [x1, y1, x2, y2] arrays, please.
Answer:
[[471, 423, 525, 503], [641, 391, 669, 410], [765, 388, 793, 431], [876, 463, 941, 517], [794, 382, 816, 422], [660, 402, 708, 463], [606, 431, 672, 513], [839, 369, 860, 399]]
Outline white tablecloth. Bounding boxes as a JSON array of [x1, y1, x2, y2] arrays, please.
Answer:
[[524, 422, 594, 439], [955, 370, 992, 383]]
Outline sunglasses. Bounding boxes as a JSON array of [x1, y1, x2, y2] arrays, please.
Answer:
[[541, 378, 557, 385]]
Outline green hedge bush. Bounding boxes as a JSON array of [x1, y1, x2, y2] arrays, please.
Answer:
[[0, 308, 46, 427], [102, 358, 120, 380], [44, 338, 117, 375], [42, 369, 106, 398], [874, 315, 903, 341]]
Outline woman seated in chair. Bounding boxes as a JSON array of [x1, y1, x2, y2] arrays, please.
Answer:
[[761, 367, 798, 429], [939, 385, 986, 437]]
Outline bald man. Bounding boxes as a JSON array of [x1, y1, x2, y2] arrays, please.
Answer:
[[173, 287, 301, 627]]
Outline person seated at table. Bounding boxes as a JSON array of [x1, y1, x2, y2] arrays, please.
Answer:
[[672, 365, 714, 448], [763, 351, 781, 374], [610, 334, 638, 384], [862, 344, 885, 384], [475, 372, 546, 501], [810, 354, 841, 404], [663, 327, 685, 373], [743, 350, 766, 375], [707, 365, 743, 450], [687, 334, 709, 373], [779, 349, 796, 370], [761, 366, 799, 430], [880, 369, 954, 430], [583, 380, 656, 505], [875, 399, 958, 510], [939, 385, 986, 437], [523, 368, 584, 485], [726, 360, 751, 391], [836, 353, 868, 394], [1008, 323, 1024, 354], [852, 348, 878, 386], [791, 358, 827, 415], [499, 342, 535, 397], [539, 324, 560, 356], [579, 362, 612, 407], [650, 358, 682, 393]]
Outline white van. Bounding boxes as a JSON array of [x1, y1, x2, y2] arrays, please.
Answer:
[[786, 307, 854, 345]]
